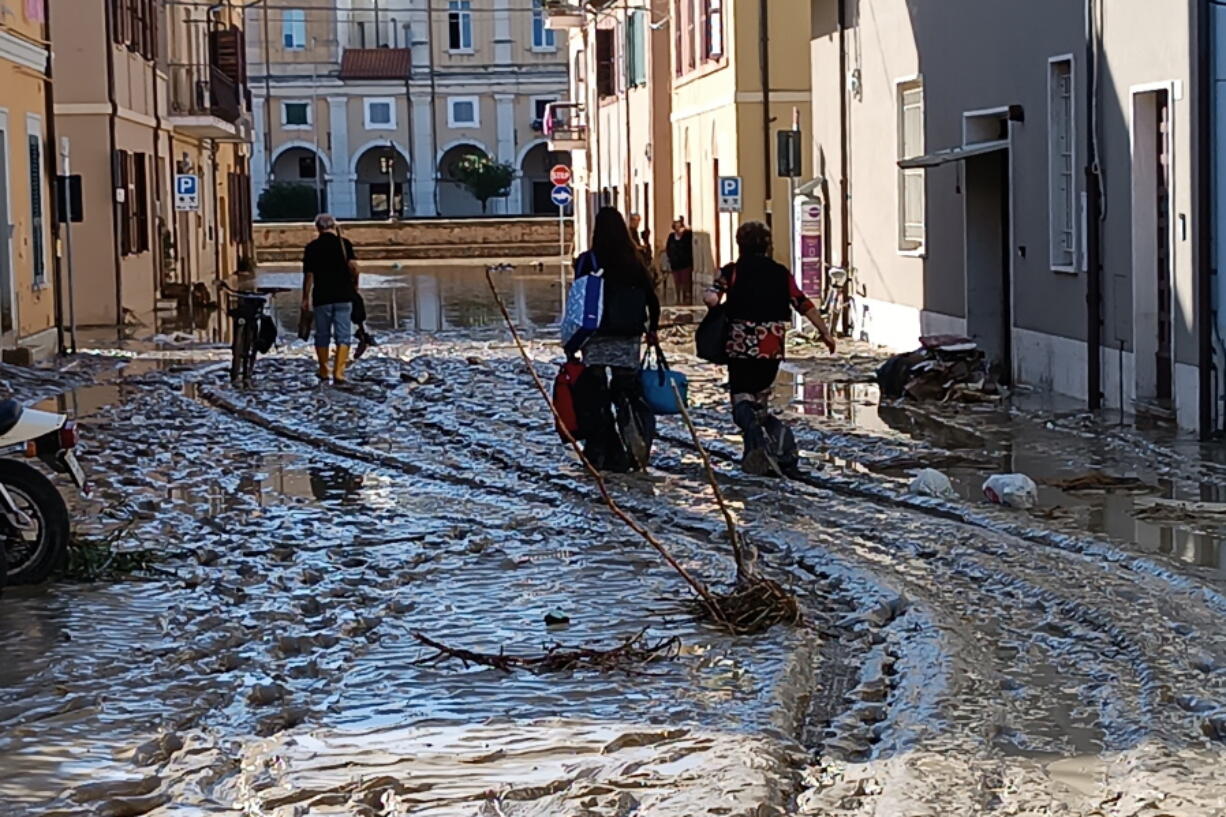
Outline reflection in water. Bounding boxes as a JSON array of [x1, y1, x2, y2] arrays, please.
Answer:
[[258, 265, 562, 334]]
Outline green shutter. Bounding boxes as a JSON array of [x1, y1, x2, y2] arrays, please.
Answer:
[[627, 10, 646, 86]]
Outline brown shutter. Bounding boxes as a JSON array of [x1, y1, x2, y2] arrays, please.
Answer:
[[210, 27, 246, 85]]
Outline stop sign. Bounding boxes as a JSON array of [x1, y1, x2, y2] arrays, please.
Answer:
[[550, 164, 572, 186]]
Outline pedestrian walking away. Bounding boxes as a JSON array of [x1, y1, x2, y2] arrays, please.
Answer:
[[665, 217, 695, 305], [302, 214, 359, 384], [566, 207, 661, 473], [705, 221, 837, 477]]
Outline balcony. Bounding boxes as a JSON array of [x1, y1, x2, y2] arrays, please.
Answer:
[[544, 102, 587, 152], [168, 64, 248, 140], [543, 0, 585, 29]]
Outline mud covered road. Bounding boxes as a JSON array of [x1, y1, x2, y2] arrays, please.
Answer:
[[1, 266, 1226, 815]]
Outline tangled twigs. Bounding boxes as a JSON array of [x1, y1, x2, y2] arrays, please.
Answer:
[[484, 267, 728, 627], [411, 629, 681, 674]]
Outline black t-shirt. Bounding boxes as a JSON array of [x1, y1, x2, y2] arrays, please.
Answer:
[[666, 230, 694, 269], [303, 234, 357, 307]]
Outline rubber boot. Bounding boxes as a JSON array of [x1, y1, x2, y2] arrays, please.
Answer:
[[733, 400, 773, 476], [333, 345, 351, 384], [315, 347, 330, 381]]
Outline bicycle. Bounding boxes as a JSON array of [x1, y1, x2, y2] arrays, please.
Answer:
[[219, 282, 290, 384], [819, 265, 860, 338]]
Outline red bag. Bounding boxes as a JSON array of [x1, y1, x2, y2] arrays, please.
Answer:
[[552, 361, 586, 441]]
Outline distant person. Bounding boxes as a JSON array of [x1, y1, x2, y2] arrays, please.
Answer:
[[665, 217, 694, 305], [705, 221, 837, 477], [302, 214, 358, 384], [568, 207, 661, 472]]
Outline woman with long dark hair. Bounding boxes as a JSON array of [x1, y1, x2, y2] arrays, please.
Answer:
[[569, 207, 661, 472], [704, 221, 836, 476]]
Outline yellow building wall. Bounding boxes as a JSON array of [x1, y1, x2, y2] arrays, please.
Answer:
[[1, 0, 56, 346]]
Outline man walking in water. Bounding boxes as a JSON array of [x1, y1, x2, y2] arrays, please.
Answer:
[[302, 214, 359, 384]]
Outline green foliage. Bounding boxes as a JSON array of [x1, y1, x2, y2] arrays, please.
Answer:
[[257, 182, 319, 221], [451, 154, 515, 213]]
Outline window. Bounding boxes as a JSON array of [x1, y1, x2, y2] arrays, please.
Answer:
[[364, 98, 396, 129], [133, 153, 149, 254], [532, 0, 556, 50], [298, 155, 317, 179], [1049, 57, 1076, 270], [704, 0, 724, 60], [534, 98, 555, 121], [111, 0, 157, 59], [282, 101, 310, 128], [448, 96, 479, 128], [448, 1, 473, 51], [897, 79, 925, 252], [282, 9, 306, 50], [596, 28, 615, 98], [626, 10, 647, 87], [27, 135, 44, 287], [674, 0, 683, 75]]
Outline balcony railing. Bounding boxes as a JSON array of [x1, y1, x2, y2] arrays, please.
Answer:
[[169, 63, 243, 125], [544, 102, 587, 151]]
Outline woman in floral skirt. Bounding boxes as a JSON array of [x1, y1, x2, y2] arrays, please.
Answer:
[[705, 221, 837, 476]]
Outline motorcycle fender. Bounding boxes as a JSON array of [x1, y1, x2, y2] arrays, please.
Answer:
[[0, 407, 65, 449]]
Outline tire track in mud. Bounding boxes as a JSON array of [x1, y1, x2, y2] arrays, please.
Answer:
[[193, 355, 1226, 800]]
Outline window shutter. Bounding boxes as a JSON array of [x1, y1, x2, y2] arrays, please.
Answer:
[[210, 27, 245, 84], [28, 136, 45, 285]]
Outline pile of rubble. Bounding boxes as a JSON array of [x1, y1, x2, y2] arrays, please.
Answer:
[[875, 335, 1003, 403]]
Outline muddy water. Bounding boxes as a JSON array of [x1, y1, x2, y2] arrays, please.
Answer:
[[2, 277, 1226, 814]]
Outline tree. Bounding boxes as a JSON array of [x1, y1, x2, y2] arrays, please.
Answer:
[[257, 182, 319, 221], [451, 153, 515, 214]]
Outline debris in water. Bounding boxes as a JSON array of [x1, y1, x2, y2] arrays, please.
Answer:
[[907, 468, 957, 500], [982, 473, 1038, 510], [410, 629, 680, 674]]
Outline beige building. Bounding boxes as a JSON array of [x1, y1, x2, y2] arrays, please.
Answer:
[[555, 0, 673, 256], [249, 0, 569, 220], [555, 0, 810, 289], [0, 0, 56, 359], [51, 0, 254, 329]]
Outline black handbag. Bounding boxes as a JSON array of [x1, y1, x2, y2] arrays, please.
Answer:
[[695, 305, 731, 364]]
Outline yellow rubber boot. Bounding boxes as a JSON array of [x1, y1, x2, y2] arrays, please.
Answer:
[[315, 346, 330, 380], [333, 345, 350, 383]]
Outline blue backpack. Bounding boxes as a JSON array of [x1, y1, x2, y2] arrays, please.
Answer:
[[561, 252, 604, 356]]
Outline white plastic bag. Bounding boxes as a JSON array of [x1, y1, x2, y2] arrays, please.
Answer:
[[982, 474, 1038, 510], [908, 468, 957, 500]]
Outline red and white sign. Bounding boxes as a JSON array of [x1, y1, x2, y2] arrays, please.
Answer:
[[550, 165, 572, 186]]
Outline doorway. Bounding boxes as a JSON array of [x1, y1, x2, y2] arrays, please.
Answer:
[[964, 149, 1012, 384], [368, 182, 403, 220], [1131, 87, 1174, 408]]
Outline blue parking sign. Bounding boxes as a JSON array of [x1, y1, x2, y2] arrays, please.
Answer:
[[718, 176, 742, 213], [175, 174, 200, 211], [551, 185, 573, 208]]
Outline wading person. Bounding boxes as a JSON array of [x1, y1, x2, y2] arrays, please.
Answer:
[[665, 217, 694, 305], [705, 221, 837, 477], [302, 214, 359, 384], [568, 207, 661, 472]]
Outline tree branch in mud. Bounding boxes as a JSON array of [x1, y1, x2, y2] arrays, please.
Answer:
[[669, 381, 802, 632], [483, 266, 728, 627], [410, 629, 680, 674]]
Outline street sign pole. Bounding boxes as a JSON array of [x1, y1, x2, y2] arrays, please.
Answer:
[[60, 137, 77, 355]]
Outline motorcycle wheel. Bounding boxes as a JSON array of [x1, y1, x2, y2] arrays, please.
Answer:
[[0, 459, 70, 585]]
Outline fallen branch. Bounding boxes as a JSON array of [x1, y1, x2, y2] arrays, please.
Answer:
[[484, 266, 727, 627], [411, 629, 680, 674], [669, 381, 746, 580]]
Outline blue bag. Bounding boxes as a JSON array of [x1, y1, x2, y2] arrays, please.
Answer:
[[560, 253, 604, 356], [640, 345, 688, 415]]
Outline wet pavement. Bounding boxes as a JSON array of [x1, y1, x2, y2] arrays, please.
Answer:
[[0, 266, 1225, 815]]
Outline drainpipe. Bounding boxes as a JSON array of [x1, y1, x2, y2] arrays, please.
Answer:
[[837, 0, 850, 279], [1197, 0, 1216, 436], [1085, 0, 1103, 412], [624, 0, 632, 217], [43, 6, 64, 355], [105, 0, 124, 326], [758, 0, 772, 230]]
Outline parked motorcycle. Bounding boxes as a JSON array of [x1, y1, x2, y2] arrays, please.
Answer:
[[0, 398, 87, 586]]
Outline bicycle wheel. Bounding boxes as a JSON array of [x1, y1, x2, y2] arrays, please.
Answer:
[[230, 318, 248, 383]]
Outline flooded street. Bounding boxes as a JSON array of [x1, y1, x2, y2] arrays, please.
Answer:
[[2, 265, 1226, 815]]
